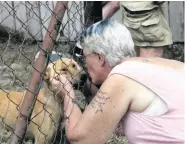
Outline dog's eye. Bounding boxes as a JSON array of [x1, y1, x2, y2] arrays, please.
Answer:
[[61, 68, 67, 71], [72, 64, 76, 68]]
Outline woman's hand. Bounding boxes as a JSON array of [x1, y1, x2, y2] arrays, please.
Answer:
[[49, 74, 73, 96]]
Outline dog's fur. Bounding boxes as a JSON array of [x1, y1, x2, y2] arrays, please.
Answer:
[[0, 58, 81, 143]]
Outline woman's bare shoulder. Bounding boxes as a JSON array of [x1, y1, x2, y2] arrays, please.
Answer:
[[122, 57, 184, 72]]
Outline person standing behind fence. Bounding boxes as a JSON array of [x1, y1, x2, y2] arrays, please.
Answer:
[[103, 1, 173, 58]]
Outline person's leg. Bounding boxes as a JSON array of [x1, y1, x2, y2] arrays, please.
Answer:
[[122, 3, 172, 58]]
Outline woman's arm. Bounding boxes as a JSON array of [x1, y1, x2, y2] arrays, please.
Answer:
[[103, 1, 120, 20], [60, 74, 132, 144]]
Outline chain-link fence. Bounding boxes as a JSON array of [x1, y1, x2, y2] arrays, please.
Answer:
[[0, 1, 105, 144]]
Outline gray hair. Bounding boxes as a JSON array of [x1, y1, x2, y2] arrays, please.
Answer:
[[81, 20, 136, 67]]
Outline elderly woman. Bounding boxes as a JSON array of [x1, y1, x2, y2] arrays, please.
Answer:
[[50, 20, 184, 144]]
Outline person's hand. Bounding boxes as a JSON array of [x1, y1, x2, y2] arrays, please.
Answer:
[[49, 74, 73, 96]]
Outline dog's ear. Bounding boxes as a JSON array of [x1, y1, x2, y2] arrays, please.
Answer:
[[44, 67, 51, 80]]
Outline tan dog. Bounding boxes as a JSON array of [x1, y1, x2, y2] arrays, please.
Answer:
[[0, 58, 81, 144]]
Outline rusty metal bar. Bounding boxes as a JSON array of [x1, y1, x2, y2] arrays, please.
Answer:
[[10, 2, 68, 144]]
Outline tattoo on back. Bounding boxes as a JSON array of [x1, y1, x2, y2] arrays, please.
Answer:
[[90, 91, 110, 113]]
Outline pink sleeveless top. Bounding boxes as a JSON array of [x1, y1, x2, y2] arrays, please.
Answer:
[[109, 61, 184, 144]]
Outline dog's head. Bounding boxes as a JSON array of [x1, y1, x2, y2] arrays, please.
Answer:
[[44, 58, 82, 85]]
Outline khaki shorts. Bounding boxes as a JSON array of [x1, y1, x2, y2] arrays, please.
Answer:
[[121, 4, 173, 48]]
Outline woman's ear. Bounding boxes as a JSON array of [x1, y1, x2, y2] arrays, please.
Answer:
[[98, 54, 106, 66]]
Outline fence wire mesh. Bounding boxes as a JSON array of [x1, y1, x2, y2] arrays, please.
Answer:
[[0, 1, 102, 144]]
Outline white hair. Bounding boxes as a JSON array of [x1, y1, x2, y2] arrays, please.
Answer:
[[81, 20, 136, 67]]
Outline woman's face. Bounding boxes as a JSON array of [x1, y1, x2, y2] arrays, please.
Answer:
[[83, 48, 105, 85]]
